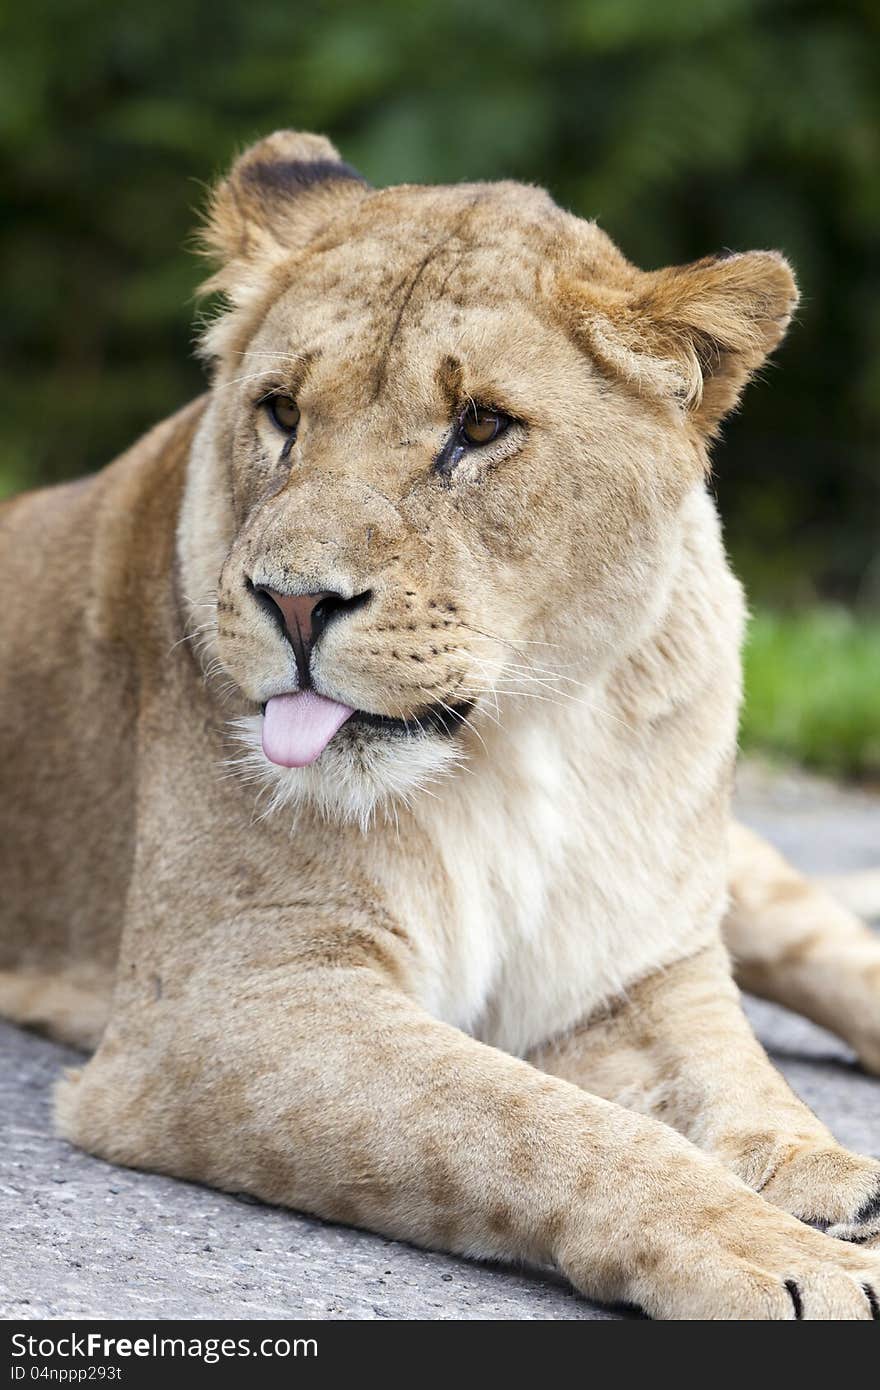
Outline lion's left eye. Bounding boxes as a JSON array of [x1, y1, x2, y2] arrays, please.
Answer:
[[265, 394, 301, 434], [460, 406, 509, 447]]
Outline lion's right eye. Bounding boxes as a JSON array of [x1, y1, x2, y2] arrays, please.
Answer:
[[460, 405, 509, 447], [265, 395, 301, 434]]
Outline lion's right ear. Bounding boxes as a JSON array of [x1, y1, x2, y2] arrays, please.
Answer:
[[201, 130, 369, 303]]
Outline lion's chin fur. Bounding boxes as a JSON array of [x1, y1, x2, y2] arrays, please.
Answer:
[[228, 713, 465, 831]]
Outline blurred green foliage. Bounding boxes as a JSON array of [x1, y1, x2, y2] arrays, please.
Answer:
[[1, 0, 879, 604], [742, 607, 880, 777]]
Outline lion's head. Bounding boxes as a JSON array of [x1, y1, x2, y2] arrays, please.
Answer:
[[179, 130, 797, 827]]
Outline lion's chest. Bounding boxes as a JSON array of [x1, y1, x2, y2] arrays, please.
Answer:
[[391, 719, 721, 1058]]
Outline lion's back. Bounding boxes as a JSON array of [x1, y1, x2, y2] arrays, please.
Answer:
[[0, 399, 204, 1047]]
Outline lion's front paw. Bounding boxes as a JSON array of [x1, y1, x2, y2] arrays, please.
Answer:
[[758, 1144, 880, 1248], [626, 1218, 880, 1319], [561, 1171, 880, 1319], [642, 1209, 880, 1319]]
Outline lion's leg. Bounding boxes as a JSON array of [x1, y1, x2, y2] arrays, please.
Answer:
[[725, 821, 880, 1075], [530, 941, 880, 1247], [54, 942, 880, 1319], [0, 964, 111, 1050]]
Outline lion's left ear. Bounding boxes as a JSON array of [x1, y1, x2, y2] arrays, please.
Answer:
[[201, 130, 370, 303], [571, 251, 799, 437]]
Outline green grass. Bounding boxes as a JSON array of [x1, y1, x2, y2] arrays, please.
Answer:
[[741, 607, 880, 780]]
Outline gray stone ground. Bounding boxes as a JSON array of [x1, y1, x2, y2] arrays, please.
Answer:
[[2, 760, 878, 1321]]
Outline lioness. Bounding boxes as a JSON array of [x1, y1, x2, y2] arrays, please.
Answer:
[[3, 131, 880, 1320]]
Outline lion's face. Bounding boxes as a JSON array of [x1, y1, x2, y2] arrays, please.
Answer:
[[182, 132, 796, 825]]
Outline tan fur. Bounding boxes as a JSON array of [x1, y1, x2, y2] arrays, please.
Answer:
[[3, 131, 880, 1319]]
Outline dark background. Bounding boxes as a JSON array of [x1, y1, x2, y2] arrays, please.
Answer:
[[2, 0, 879, 775]]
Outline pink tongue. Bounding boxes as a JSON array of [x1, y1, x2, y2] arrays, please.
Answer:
[[262, 691, 355, 768]]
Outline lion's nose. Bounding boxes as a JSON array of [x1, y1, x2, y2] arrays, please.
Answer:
[[255, 586, 371, 686]]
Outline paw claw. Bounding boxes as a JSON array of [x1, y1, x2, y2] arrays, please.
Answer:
[[784, 1278, 803, 1319]]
